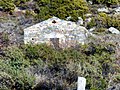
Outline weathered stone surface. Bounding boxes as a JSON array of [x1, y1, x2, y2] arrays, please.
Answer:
[[98, 7, 109, 13]]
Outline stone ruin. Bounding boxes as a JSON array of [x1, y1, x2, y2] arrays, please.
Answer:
[[24, 16, 89, 48]]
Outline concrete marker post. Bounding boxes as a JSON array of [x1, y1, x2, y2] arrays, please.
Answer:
[[77, 77, 86, 90]]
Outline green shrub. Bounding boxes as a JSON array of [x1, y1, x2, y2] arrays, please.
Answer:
[[0, 46, 34, 90], [88, 0, 119, 5], [0, 42, 119, 90], [35, 0, 89, 21], [14, 0, 31, 5], [25, 43, 116, 89], [1, 32, 9, 46], [87, 17, 96, 28], [0, 0, 15, 13], [0, 0, 31, 13], [113, 73, 120, 83], [87, 13, 120, 31], [98, 13, 120, 30], [23, 44, 55, 60], [95, 28, 107, 33], [0, 72, 14, 90]]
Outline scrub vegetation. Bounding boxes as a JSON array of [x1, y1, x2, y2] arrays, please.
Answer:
[[0, 0, 120, 90], [0, 42, 119, 90]]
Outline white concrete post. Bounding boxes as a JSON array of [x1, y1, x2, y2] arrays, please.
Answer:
[[77, 77, 86, 90]]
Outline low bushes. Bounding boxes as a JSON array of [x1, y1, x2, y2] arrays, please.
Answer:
[[87, 13, 120, 32], [87, 0, 119, 5], [34, 0, 89, 21], [0, 0, 31, 13], [0, 41, 119, 89], [0, 46, 34, 90], [0, 0, 15, 13], [0, 0, 89, 21]]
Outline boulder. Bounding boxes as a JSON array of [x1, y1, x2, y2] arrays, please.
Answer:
[[108, 27, 120, 34], [98, 8, 109, 13]]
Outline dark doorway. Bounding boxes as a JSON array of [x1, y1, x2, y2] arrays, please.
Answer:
[[50, 38, 59, 49]]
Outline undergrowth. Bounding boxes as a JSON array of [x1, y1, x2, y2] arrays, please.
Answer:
[[0, 42, 119, 90]]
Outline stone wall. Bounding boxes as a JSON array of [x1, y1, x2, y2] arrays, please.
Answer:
[[24, 17, 89, 48]]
